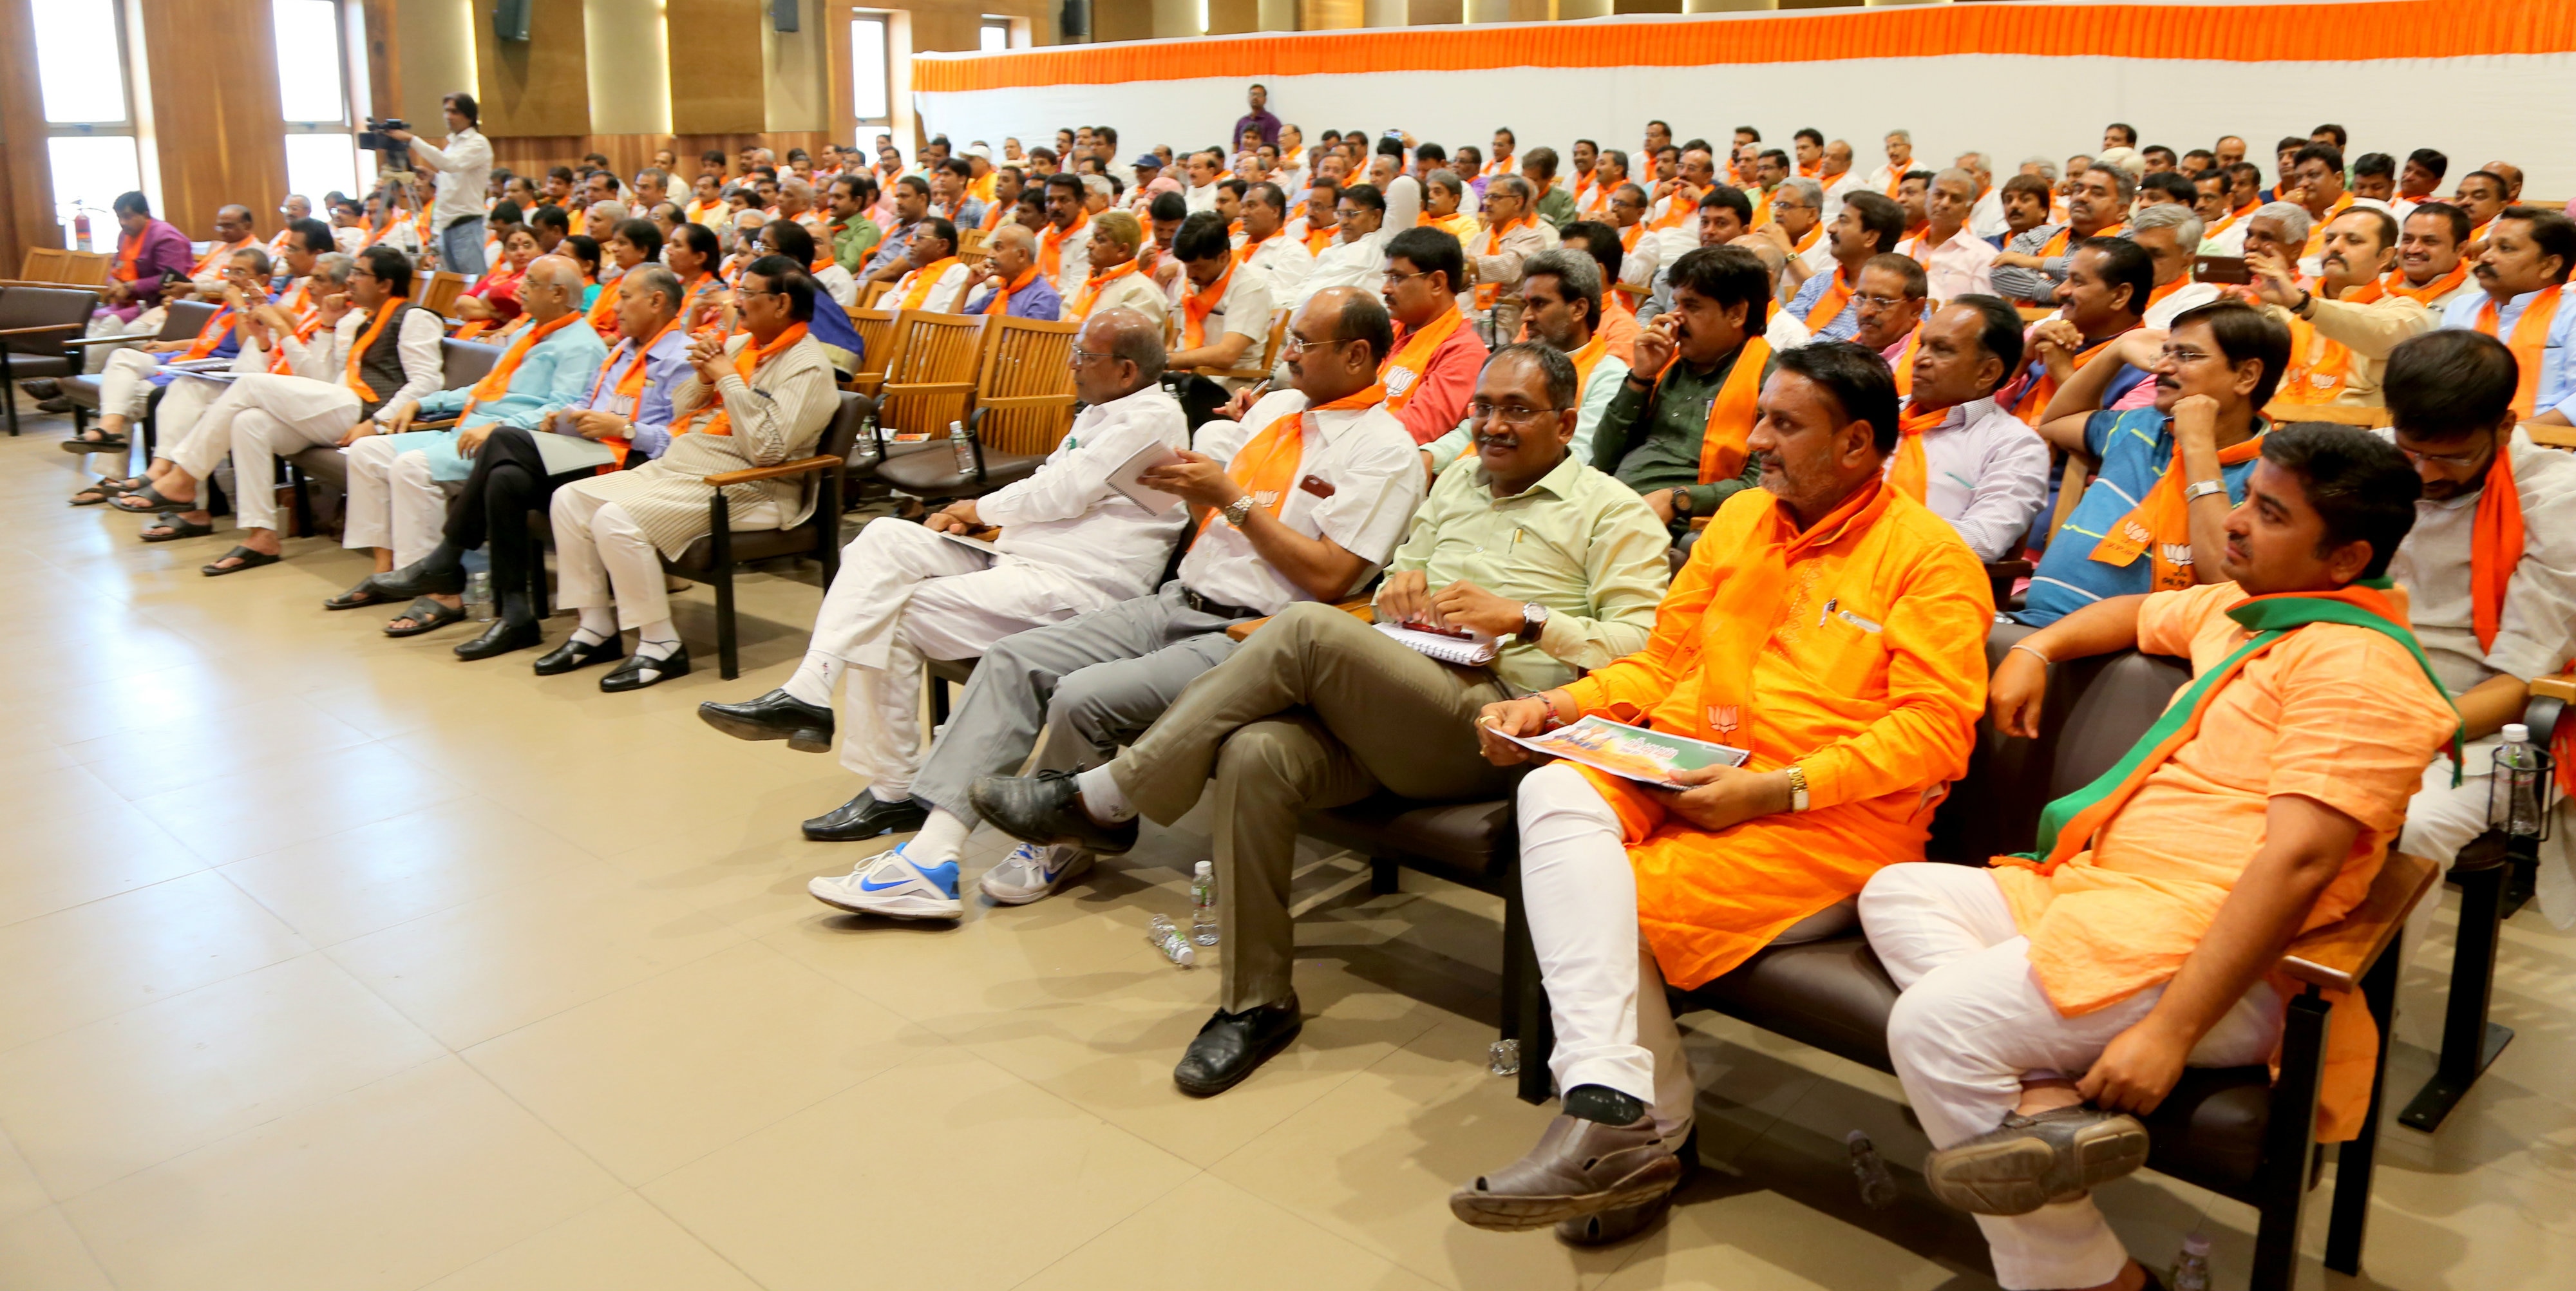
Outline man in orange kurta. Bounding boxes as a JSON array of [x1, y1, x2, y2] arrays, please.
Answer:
[[1862, 424, 2455, 1291], [1450, 341, 1993, 1243]]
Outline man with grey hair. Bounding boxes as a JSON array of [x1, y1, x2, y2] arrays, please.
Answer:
[[1464, 173, 1562, 342], [585, 199, 631, 247], [1079, 172, 1114, 216], [1913, 167, 1999, 300], [1956, 151, 2007, 240], [696, 306, 1193, 852], [1759, 174, 1833, 296], [2126, 201, 2222, 328], [1993, 163, 2134, 303], [2243, 203, 2428, 407], [1864, 128, 1916, 197], [1427, 247, 1631, 469]]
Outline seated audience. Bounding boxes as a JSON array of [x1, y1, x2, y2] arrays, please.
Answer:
[[1235, 181, 1314, 299], [65, 245, 274, 467], [1378, 226, 1490, 447], [1300, 182, 1392, 308], [1035, 173, 1095, 299], [885, 216, 971, 312], [1164, 211, 1275, 382], [2387, 202, 2479, 311], [2439, 205, 2575, 425], [2125, 203, 2219, 329], [70, 193, 198, 374], [822, 174, 882, 272], [862, 177, 931, 283], [1891, 295, 2052, 560], [1466, 175, 1561, 342], [2246, 205, 2434, 408], [1551, 220, 1640, 365], [2002, 237, 2157, 426], [1430, 249, 1628, 467], [1994, 165, 2134, 304], [962, 224, 1063, 319], [1591, 246, 1774, 528], [1784, 192, 1906, 341], [1911, 169, 1998, 301], [1064, 211, 1166, 327], [455, 219, 537, 338]]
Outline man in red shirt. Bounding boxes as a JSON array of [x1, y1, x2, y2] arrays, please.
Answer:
[[1378, 225, 1488, 468]]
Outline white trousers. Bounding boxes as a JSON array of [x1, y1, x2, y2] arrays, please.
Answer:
[[82, 310, 160, 373], [342, 436, 449, 567], [814, 517, 1105, 796], [1863, 863, 2284, 1291], [551, 484, 781, 632], [149, 375, 228, 471], [97, 347, 164, 419], [187, 374, 361, 532]]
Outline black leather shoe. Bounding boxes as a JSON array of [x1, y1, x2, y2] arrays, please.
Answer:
[[600, 645, 689, 692], [453, 617, 543, 661], [1173, 995, 1303, 1097], [19, 379, 61, 400], [533, 633, 625, 676], [801, 790, 930, 842], [968, 768, 1139, 855], [366, 551, 468, 598], [699, 690, 835, 753]]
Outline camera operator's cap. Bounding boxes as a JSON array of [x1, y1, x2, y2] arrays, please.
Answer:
[[1133, 153, 1164, 170]]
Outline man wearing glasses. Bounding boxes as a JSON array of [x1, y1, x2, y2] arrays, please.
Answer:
[[972, 340, 1668, 1097]]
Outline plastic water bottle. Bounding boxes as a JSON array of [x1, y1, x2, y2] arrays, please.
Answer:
[[1488, 1039, 1520, 1077], [1147, 914, 1197, 967], [462, 570, 494, 622], [948, 419, 976, 475], [2170, 1232, 2213, 1291], [1847, 1130, 1899, 1209], [2497, 722, 2546, 836], [1191, 861, 1219, 947]]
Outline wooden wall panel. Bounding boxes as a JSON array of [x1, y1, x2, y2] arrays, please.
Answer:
[[476, 0, 592, 137], [135, 0, 292, 238], [0, 0, 58, 272], [1299, 0, 1366, 28], [360, 0, 401, 120], [490, 131, 833, 184], [1206, 0, 1261, 33], [666, 0, 767, 135], [1092, 0, 1156, 41]]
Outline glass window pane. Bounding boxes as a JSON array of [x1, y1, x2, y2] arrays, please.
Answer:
[[272, 0, 348, 124], [285, 134, 360, 210], [33, 0, 128, 124], [48, 137, 143, 249], [851, 17, 889, 123], [979, 23, 1007, 53]]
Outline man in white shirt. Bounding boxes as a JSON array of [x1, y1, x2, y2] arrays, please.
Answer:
[[804, 287, 1426, 920], [1819, 139, 1867, 221], [1166, 211, 1276, 387], [884, 217, 971, 312], [1037, 173, 1095, 299], [701, 308, 1191, 844], [383, 92, 494, 276], [1425, 249, 1629, 469], [1909, 169, 2000, 301], [1184, 149, 1224, 215], [1064, 211, 1168, 329], [1296, 182, 1390, 312], [1234, 181, 1313, 301], [1958, 152, 2008, 241], [1893, 295, 2052, 561], [1862, 130, 1916, 200]]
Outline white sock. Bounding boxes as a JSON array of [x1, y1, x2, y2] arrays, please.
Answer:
[[1074, 764, 1137, 823], [573, 608, 617, 644], [636, 620, 681, 661], [783, 650, 842, 707], [909, 809, 972, 866]]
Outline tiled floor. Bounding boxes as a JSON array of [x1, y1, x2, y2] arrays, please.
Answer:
[[3, 403, 2572, 1290]]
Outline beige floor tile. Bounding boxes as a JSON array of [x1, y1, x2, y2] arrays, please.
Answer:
[[0, 762, 129, 833], [464, 940, 932, 1185], [0, 803, 210, 928], [0, 1207, 115, 1291], [330, 858, 751, 1049], [61, 1057, 624, 1291], [641, 1047, 1197, 1290], [1018, 1172, 1451, 1291], [64, 693, 375, 800], [420, 1192, 761, 1291], [219, 796, 598, 947], [0, 869, 311, 1051], [128, 739, 471, 866], [0, 951, 445, 1200], [1590, 1170, 1975, 1291], [0, 1133, 48, 1227]]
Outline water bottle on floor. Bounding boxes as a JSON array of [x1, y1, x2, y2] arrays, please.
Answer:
[[463, 570, 494, 622], [2170, 1232, 2212, 1291], [1191, 861, 1219, 947], [1847, 1130, 1899, 1209], [1147, 914, 1197, 967]]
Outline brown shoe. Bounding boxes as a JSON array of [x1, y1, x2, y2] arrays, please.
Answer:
[[1450, 1113, 1683, 1232], [1924, 1106, 2148, 1216], [1553, 1126, 1697, 1245]]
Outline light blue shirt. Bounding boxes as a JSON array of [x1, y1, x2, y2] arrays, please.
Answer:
[[2442, 285, 2576, 422], [1784, 269, 1860, 341], [567, 326, 693, 460], [391, 318, 609, 482]]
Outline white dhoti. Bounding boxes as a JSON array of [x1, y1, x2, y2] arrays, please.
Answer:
[[551, 480, 779, 633], [343, 433, 453, 567], [189, 373, 362, 532]]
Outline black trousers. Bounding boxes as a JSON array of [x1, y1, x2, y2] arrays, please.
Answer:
[[442, 426, 598, 606]]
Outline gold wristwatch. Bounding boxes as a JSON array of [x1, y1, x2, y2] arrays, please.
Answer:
[[1784, 764, 1810, 813]]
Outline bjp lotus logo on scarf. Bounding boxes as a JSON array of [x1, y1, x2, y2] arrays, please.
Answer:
[[2159, 542, 2193, 568], [1705, 704, 1741, 739]]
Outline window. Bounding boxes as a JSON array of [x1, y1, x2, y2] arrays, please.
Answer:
[[272, 0, 360, 205], [850, 12, 892, 127], [978, 18, 1010, 52], [30, 0, 143, 247]]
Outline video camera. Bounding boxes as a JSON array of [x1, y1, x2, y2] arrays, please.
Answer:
[[358, 118, 413, 167]]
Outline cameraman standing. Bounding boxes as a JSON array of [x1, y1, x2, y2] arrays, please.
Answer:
[[385, 91, 493, 276]]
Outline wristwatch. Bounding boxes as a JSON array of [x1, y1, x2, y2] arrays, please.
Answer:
[[1670, 487, 1695, 518], [1220, 495, 1257, 528], [1519, 602, 1549, 643], [1783, 764, 1810, 813], [2182, 479, 2228, 503]]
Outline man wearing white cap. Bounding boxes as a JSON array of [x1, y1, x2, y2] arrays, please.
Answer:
[[965, 143, 999, 207]]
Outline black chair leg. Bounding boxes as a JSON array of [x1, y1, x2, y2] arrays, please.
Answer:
[[1510, 871, 1555, 1107], [288, 464, 316, 539], [1370, 858, 1401, 896], [709, 491, 738, 680], [3, 352, 18, 436], [2401, 854, 2515, 1131], [2249, 987, 2332, 1291], [2324, 949, 2401, 1276]]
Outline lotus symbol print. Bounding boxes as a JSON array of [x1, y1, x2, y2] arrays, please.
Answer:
[[1706, 704, 1741, 740]]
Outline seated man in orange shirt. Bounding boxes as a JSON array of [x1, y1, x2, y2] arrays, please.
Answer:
[[1863, 423, 2456, 1291], [1451, 341, 1995, 1245]]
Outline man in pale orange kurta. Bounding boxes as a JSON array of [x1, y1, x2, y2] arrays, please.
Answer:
[[1862, 424, 2455, 1291], [1450, 340, 1992, 1244]]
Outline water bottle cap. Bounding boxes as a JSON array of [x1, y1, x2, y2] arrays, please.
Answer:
[[1195, 860, 1213, 876], [2504, 723, 2531, 744], [2183, 1233, 2211, 1254]]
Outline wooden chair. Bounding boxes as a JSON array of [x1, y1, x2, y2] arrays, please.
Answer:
[[871, 310, 988, 444], [858, 279, 892, 310], [873, 316, 1075, 500], [2015, 304, 2054, 323], [958, 227, 992, 271], [59, 250, 114, 287], [419, 271, 468, 319], [0, 285, 103, 436], [844, 308, 900, 398], [2267, 401, 2391, 428], [2517, 420, 2576, 450], [1190, 306, 1288, 382]]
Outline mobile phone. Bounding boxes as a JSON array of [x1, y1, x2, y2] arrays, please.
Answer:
[[2194, 254, 2250, 285]]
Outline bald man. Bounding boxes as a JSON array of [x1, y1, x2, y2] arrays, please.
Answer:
[[186, 204, 261, 297], [963, 223, 1064, 319]]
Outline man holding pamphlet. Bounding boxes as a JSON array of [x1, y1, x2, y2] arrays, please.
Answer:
[[1448, 340, 1994, 1246], [972, 342, 1669, 1097]]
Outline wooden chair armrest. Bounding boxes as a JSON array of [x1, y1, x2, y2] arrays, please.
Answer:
[[2278, 851, 2438, 993], [0, 323, 89, 337], [1224, 597, 1376, 643], [409, 417, 462, 431], [1984, 558, 2034, 579], [2530, 677, 2576, 704], [880, 381, 976, 397], [59, 334, 158, 348], [703, 454, 838, 487], [2524, 421, 2576, 451]]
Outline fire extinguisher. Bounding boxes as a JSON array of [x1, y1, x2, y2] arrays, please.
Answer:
[[73, 207, 91, 252]]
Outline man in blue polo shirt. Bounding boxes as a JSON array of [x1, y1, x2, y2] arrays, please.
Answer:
[[2016, 299, 2291, 625]]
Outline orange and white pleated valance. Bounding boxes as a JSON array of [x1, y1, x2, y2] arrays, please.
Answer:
[[912, 1, 2576, 93]]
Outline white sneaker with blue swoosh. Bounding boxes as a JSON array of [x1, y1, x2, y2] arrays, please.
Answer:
[[809, 843, 962, 919], [978, 842, 1094, 905]]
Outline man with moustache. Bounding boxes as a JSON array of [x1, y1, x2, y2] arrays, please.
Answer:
[[2438, 205, 2575, 426], [2387, 203, 2479, 311], [1886, 294, 2050, 560], [2246, 206, 2432, 408], [1591, 246, 1776, 529]]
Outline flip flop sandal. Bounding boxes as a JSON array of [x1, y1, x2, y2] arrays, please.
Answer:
[[111, 483, 194, 513], [70, 482, 118, 506], [323, 579, 392, 610], [142, 513, 215, 542], [383, 595, 465, 637], [200, 546, 281, 576], [60, 434, 129, 454]]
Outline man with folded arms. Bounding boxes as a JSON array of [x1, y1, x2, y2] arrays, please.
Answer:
[[974, 343, 1669, 1093], [699, 308, 1188, 847], [1378, 227, 1490, 449], [2019, 301, 2291, 625], [334, 254, 606, 634], [2387, 203, 2478, 312], [1871, 423, 2451, 1291], [1889, 294, 2052, 561], [1994, 165, 2133, 305], [2439, 205, 2575, 427], [366, 265, 696, 661], [1451, 341, 1994, 1245], [800, 288, 1423, 920], [540, 256, 838, 690], [1592, 246, 1774, 529], [2245, 206, 2433, 409]]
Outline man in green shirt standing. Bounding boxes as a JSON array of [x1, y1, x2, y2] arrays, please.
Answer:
[[1589, 244, 1774, 530], [823, 173, 881, 274], [971, 342, 1672, 1097]]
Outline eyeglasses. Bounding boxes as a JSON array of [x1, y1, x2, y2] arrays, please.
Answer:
[[2159, 345, 2215, 365], [1381, 268, 1432, 285], [2396, 442, 2489, 466], [1070, 344, 1113, 364], [1855, 293, 1912, 310], [1279, 334, 1350, 356], [1468, 402, 1568, 427]]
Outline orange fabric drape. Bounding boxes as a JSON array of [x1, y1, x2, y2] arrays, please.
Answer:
[[462, 310, 584, 417], [340, 304, 403, 402], [898, 258, 962, 312], [176, 307, 239, 362], [1191, 383, 1387, 545], [981, 267, 1040, 314], [1180, 262, 1236, 349], [1041, 209, 1090, 281], [1802, 269, 1854, 331], [2383, 261, 2470, 307], [1888, 402, 1945, 500], [1066, 259, 1141, 319], [1380, 306, 1466, 415], [1685, 335, 1772, 484], [1473, 215, 1535, 311], [2276, 280, 2387, 405]]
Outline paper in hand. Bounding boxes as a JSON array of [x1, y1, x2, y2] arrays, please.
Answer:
[[1108, 442, 1186, 514]]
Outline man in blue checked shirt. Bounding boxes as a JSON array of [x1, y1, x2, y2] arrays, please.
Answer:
[[961, 225, 1064, 320]]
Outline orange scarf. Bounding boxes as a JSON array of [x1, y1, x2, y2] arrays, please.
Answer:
[[189, 237, 254, 279], [1888, 401, 1947, 501], [2207, 200, 2260, 238], [1233, 229, 1282, 269], [1788, 223, 1823, 258], [1887, 327, 1922, 400], [2145, 275, 2191, 312], [897, 257, 961, 311], [2470, 442, 2523, 655], [980, 202, 1007, 233], [2278, 279, 2387, 404], [2474, 288, 2565, 420], [462, 310, 583, 417], [684, 323, 808, 437], [585, 279, 622, 337], [1381, 306, 1466, 414], [1195, 383, 1387, 545], [1564, 330, 1613, 395], [2014, 332, 2123, 428], [2301, 193, 2355, 259], [1675, 334, 1772, 483], [1885, 164, 1911, 197], [265, 287, 321, 375], [1798, 159, 1821, 179], [1066, 259, 1139, 319], [1648, 185, 1705, 232], [2383, 260, 2470, 307], [113, 230, 145, 283], [1180, 262, 1235, 349], [2090, 427, 2266, 589], [678, 272, 722, 332], [981, 266, 1039, 315], [1802, 268, 1855, 331], [1040, 210, 1089, 281], [341, 301, 404, 402], [2040, 220, 2125, 259], [1474, 216, 1535, 310], [177, 307, 240, 362], [1303, 223, 1336, 255]]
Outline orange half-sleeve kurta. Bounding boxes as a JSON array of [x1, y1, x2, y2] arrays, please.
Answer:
[[1559, 484, 1995, 988]]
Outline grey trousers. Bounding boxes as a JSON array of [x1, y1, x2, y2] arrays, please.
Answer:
[[908, 581, 1242, 822], [1110, 602, 1520, 1012]]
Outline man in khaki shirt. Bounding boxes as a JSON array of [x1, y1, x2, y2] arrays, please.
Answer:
[[2248, 205, 2432, 408], [972, 343, 1670, 1097]]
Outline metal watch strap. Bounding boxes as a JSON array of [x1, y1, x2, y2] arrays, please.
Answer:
[[2182, 479, 2228, 503], [1222, 495, 1256, 528], [1785, 764, 1810, 813]]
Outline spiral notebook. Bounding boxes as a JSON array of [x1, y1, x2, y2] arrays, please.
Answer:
[[1375, 621, 1499, 667]]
